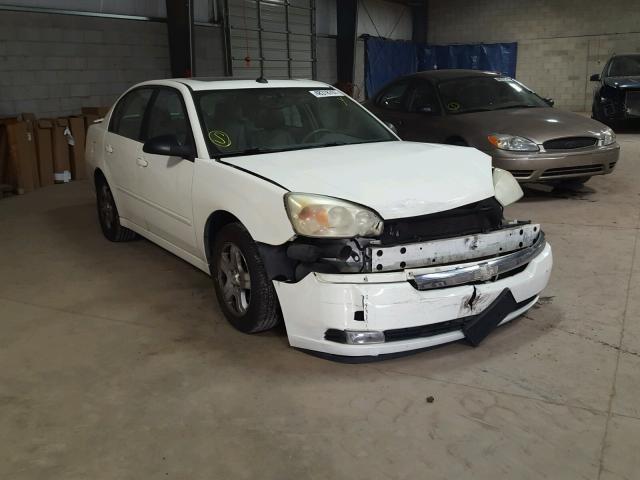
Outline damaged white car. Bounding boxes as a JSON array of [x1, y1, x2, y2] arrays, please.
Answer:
[[86, 78, 553, 359]]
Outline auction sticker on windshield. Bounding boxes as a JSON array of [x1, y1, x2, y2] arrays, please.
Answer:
[[309, 89, 344, 98], [209, 130, 232, 148]]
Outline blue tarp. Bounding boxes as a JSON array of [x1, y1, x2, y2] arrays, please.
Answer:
[[364, 36, 518, 97]]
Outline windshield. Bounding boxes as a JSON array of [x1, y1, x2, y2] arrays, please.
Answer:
[[437, 76, 548, 115], [195, 87, 397, 157], [608, 56, 640, 77]]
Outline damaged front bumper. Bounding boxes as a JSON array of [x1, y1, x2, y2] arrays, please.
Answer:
[[272, 229, 552, 358]]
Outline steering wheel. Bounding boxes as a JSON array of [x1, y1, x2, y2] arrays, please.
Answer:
[[302, 128, 333, 143]]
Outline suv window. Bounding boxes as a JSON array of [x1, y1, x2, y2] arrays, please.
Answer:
[[110, 88, 153, 141], [407, 81, 441, 114], [377, 80, 411, 111], [146, 88, 192, 146]]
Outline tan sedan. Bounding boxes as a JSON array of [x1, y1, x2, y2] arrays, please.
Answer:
[[364, 69, 619, 185]]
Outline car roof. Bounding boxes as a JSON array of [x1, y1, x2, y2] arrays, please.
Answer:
[[139, 77, 332, 91], [403, 69, 504, 83]]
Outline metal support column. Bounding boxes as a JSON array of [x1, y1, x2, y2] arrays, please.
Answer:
[[285, 1, 292, 78], [335, 0, 357, 93], [310, 0, 317, 79], [221, 0, 233, 76], [256, 0, 265, 78], [411, 0, 428, 44], [165, 0, 195, 77]]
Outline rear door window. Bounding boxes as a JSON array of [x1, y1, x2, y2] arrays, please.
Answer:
[[407, 81, 441, 114], [145, 88, 193, 147], [109, 89, 153, 141]]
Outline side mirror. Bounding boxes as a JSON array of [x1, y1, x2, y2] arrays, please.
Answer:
[[544, 97, 555, 107], [590, 73, 601, 82], [143, 134, 194, 160], [384, 122, 398, 135]]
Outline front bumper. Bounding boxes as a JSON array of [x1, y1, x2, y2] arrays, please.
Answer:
[[489, 144, 619, 182], [273, 242, 552, 357]]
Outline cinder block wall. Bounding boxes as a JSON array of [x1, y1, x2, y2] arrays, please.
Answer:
[[0, 10, 225, 117], [427, 0, 640, 112]]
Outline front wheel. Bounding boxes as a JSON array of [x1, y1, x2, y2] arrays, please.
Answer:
[[211, 223, 281, 333]]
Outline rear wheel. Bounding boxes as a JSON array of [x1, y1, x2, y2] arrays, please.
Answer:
[[96, 177, 137, 242], [211, 223, 281, 333]]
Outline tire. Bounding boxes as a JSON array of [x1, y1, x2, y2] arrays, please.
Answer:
[[211, 223, 281, 333], [446, 138, 468, 146], [95, 176, 137, 242], [592, 104, 619, 130], [591, 103, 603, 122]]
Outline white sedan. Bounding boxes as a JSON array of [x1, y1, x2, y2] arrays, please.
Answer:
[[86, 78, 552, 359]]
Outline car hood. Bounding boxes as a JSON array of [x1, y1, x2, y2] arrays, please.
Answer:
[[604, 76, 640, 89], [454, 107, 609, 145], [220, 141, 494, 219]]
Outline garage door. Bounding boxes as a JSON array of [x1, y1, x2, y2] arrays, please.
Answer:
[[224, 0, 317, 79]]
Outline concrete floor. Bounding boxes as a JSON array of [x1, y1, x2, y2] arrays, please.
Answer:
[[2, 136, 640, 480]]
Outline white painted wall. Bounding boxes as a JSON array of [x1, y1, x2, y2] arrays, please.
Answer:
[[357, 0, 411, 40], [354, 0, 412, 99]]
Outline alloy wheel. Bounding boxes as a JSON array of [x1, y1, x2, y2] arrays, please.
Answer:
[[217, 242, 251, 316]]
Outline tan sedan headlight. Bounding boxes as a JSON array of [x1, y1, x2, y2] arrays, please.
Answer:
[[488, 134, 539, 152], [600, 127, 616, 146], [493, 168, 523, 207], [285, 193, 384, 238]]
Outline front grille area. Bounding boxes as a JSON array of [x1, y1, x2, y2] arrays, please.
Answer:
[[543, 137, 597, 150], [625, 90, 640, 117], [323, 295, 537, 344], [380, 198, 503, 245], [381, 295, 537, 343], [540, 164, 604, 178]]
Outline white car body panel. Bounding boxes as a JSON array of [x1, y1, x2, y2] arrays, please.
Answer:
[[138, 149, 198, 256], [275, 243, 552, 356], [85, 78, 553, 358], [191, 158, 295, 250], [103, 133, 146, 227], [221, 141, 494, 219]]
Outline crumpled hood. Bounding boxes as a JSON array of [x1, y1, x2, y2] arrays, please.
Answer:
[[604, 76, 640, 89], [220, 141, 494, 219], [453, 107, 610, 146]]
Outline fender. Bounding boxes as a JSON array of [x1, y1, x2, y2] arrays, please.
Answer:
[[192, 158, 296, 260]]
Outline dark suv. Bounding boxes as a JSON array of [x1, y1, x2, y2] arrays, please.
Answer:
[[591, 54, 640, 126]]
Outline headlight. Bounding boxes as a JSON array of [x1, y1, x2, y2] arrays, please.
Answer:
[[488, 134, 539, 152], [284, 193, 383, 238], [600, 127, 616, 146], [493, 168, 523, 207]]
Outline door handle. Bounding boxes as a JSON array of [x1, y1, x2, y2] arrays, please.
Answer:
[[136, 157, 148, 167], [105, 144, 113, 153]]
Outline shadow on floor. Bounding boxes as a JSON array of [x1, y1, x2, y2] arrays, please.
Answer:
[[520, 182, 598, 203]]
